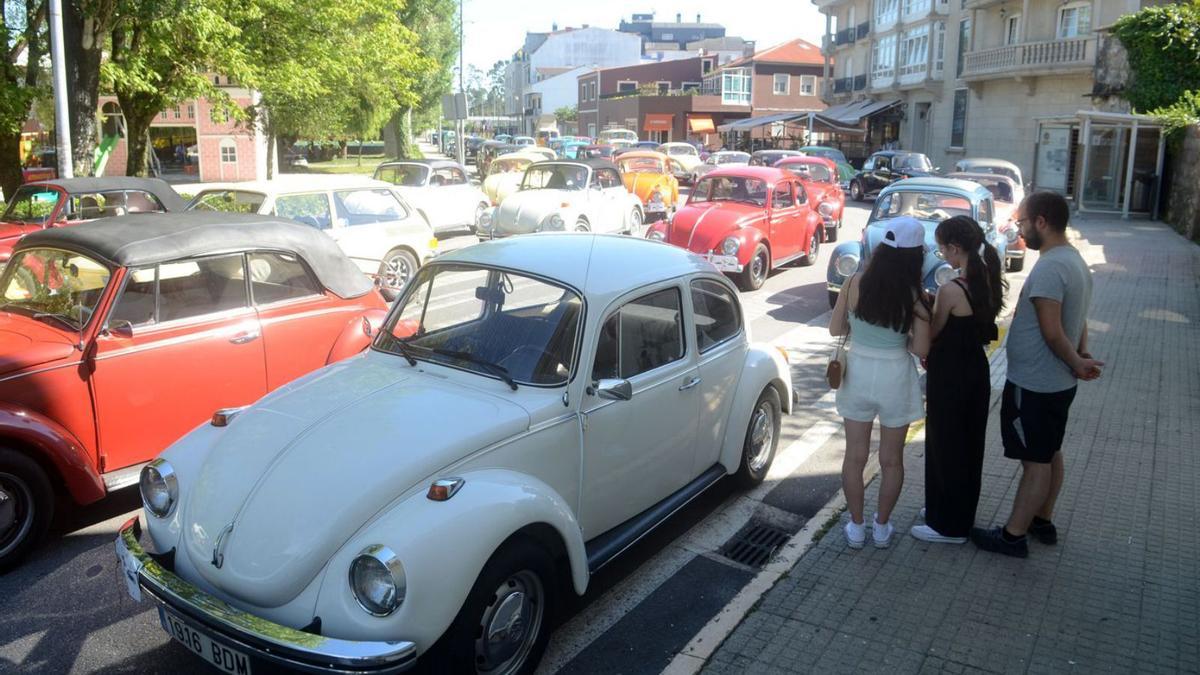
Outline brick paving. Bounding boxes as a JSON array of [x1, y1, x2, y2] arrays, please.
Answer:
[[702, 216, 1200, 674]]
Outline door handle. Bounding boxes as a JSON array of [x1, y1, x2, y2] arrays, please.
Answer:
[[229, 330, 260, 345], [679, 376, 701, 391]]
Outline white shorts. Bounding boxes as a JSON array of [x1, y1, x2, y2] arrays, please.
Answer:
[[835, 342, 924, 428]]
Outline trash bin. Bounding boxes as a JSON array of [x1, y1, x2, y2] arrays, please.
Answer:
[[1131, 170, 1155, 212]]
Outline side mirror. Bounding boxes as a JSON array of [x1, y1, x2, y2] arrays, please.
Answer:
[[106, 319, 134, 338], [590, 378, 632, 401]]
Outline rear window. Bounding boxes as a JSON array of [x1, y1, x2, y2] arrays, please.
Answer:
[[189, 190, 265, 214]]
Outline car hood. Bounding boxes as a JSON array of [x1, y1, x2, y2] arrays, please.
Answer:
[[668, 202, 766, 253], [180, 355, 530, 607], [0, 314, 77, 377], [494, 189, 582, 234], [623, 172, 668, 202], [668, 155, 702, 170], [484, 174, 522, 204]]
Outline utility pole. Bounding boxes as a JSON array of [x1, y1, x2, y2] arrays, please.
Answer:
[[49, 0, 73, 178], [456, 0, 466, 167]]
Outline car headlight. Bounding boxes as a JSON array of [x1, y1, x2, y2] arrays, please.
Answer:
[[818, 201, 835, 217], [648, 229, 666, 241], [540, 214, 565, 231], [834, 253, 860, 277], [139, 459, 178, 518], [478, 209, 494, 231], [349, 545, 406, 616], [720, 236, 740, 256], [934, 264, 959, 287], [1003, 225, 1019, 243]]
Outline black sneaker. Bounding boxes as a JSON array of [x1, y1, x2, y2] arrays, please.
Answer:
[[1029, 520, 1058, 545], [970, 526, 1029, 558]]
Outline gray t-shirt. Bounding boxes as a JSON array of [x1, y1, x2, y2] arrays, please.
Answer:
[[1006, 244, 1092, 393]]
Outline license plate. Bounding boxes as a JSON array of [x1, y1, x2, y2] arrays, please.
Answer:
[[159, 608, 253, 675], [704, 253, 741, 272], [114, 536, 143, 602]]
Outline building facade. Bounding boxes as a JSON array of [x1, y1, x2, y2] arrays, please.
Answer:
[[618, 13, 727, 49]]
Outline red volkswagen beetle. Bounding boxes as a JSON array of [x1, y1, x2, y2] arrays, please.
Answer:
[[0, 213, 388, 569], [647, 166, 822, 291], [776, 156, 846, 242]]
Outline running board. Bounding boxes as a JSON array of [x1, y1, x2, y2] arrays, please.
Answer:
[[103, 462, 148, 492], [586, 463, 727, 573]]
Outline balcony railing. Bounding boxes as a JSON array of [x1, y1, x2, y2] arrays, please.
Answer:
[[832, 77, 851, 93], [854, 74, 867, 91], [962, 37, 1095, 80], [856, 21, 871, 39], [834, 27, 856, 45]]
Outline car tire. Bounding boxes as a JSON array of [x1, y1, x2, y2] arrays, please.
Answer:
[[828, 290, 839, 309], [849, 181, 864, 202], [825, 217, 840, 242], [473, 202, 489, 234], [422, 537, 556, 675], [734, 387, 782, 489], [0, 448, 55, 572], [626, 209, 642, 236], [574, 219, 590, 233], [801, 230, 820, 267], [736, 243, 770, 292], [377, 248, 419, 301], [1007, 256, 1024, 272]]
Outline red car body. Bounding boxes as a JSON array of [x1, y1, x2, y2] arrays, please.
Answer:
[[0, 213, 387, 569], [647, 166, 823, 291], [775, 156, 846, 242]]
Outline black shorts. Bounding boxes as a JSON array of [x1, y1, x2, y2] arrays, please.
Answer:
[[1000, 381, 1077, 463]]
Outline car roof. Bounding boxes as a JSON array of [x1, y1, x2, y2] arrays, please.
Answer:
[[713, 150, 750, 157], [436, 234, 713, 305], [956, 157, 1019, 170], [947, 171, 1016, 186], [532, 158, 619, 172], [871, 150, 928, 158], [16, 212, 375, 298], [376, 159, 467, 171], [754, 149, 801, 155], [194, 175, 395, 195], [882, 176, 991, 196], [27, 177, 187, 211], [493, 152, 538, 162], [616, 150, 669, 161], [777, 156, 837, 169], [699, 165, 793, 183]]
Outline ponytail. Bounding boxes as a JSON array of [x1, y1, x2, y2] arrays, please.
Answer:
[[935, 216, 1008, 322]]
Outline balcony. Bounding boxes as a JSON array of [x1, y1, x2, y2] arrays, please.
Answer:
[[856, 21, 870, 39], [834, 27, 856, 46], [963, 0, 1003, 8], [961, 37, 1096, 81], [833, 77, 853, 94], [854, 74, 868, 91]]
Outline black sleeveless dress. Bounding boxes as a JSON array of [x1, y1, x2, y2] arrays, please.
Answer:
[[924, 279, 992, 538]]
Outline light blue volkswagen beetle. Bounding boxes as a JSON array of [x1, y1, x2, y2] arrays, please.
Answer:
[[825, 177, 1010, 308]]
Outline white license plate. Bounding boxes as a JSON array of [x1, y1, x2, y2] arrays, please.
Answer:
[[704, 254, 741, 272], [114, 536, 143, 602], [159, 608, 253, 675]]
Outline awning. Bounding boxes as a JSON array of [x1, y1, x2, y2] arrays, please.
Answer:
[[819, 99, 903, 126], [643, 114, 674, 132], [688, 116, 715, 133], [717, 111, 804, 132]]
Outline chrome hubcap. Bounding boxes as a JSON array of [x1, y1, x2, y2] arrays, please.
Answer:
[[748, 404, 774, 472], [475, 570, 544, 674], [0, 473, 33, 557], [382, 255, 413, 291], [751, 252, 767, 283]]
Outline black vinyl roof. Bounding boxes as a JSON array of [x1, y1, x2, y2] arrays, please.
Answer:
[[17, 212, 375, 299], [28, 177, 187, 212]]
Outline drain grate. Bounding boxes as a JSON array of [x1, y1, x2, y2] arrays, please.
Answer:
[[718, 521, 791, 569]]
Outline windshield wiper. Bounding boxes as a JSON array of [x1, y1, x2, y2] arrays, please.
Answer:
[[430, 348, 518, 390], [32, 312, 80, 331], [389, 336, 418, 366]]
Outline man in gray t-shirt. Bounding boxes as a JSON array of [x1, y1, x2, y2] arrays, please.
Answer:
[[972, 192, 1104, 559]]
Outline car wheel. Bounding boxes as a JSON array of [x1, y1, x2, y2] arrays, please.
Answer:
[[473, 202, 489, 233], [849, 181, 864, 202], [828, 290, 839, 309], [825, 217, 840, 242], [0, 448, 55, 572], [801, 230, 820, 266], [574, 219, 590, 233], [734, 387, 781, 489], [1007, 256, 1024, 272], [377, 249, 419, 301], [424, 537, 555, 675], [736, 243, 770, 292], [627, 209, 642, 236]]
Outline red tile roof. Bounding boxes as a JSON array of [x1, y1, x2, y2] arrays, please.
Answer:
[[726, 38, 824, 68]]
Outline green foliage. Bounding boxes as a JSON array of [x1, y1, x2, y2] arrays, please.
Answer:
[[553, 106, 577, 123], [1150, 90, 1200, 145], [1111, 2, 1200, 112]]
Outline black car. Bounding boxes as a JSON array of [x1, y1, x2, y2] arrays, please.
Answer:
[[848, 151, 940, 201], [749, 149, 803, 167]]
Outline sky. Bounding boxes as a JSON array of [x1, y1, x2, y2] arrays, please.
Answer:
[[459, 0, 826, 74]]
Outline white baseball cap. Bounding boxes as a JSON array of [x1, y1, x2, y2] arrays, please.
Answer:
[[880, 216, 925, 249]]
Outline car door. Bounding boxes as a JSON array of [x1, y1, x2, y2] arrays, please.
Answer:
[[688, 277, 748, 474], [869, 155, 892, 193], [769, 181, 802, 260], [444, 166, 479, 226], [330, 188, 416, 274], [585, 169, 615, 232], [429, 166, 468, 228], [91, 254, 267, 471], [598, 168, 630, 232], [579, 285, 699, 540]]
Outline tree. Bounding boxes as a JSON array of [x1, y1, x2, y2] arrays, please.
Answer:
[[0, 0, 46, 198], [1111, 2, 1200, 112], [63, 0, 119, 175], [385, 0, 457, 159]]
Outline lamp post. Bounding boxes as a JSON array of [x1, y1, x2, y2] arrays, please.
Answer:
[[49, 0, 73, 178], [456, 0, 466, 167]]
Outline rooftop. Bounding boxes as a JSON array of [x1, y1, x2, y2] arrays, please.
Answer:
[[725, 38, 824, 68]]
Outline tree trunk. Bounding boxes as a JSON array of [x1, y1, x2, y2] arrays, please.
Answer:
[[63, 1, 108, 176], [397, 107, 413, 159], [0, 133, 25, 202], [121, 114, 156, 176], [338, 140, 348, 159]]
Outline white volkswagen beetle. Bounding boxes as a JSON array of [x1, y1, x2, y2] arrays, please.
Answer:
[[479, 159, 645, 239], [115, 234, 792, 675], [373, 159, 491, 235]]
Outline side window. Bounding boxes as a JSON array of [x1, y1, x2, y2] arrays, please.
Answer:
[[157, 254, 248, 322], [591, 287, 685, 381], [108, 267, 158, 326], [190, 191, 265, 214], [248, 252, 321, 304], [862, 156, 875, 171], [772, 183, 795, 209], [333, 189, 408, 226], [432, 168, 465, 185], [124, 191, 164, 213], [977, 198, 993, 225], [794, 182, 808, 204], [691, 279, 741, 352], [70, 192, 126, 220], [598, 169, 622, 189], [274, 193, 332, 230], [875, 156, 891, 171]]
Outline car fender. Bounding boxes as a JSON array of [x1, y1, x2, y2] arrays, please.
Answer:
[[312, 468, 588, 651], [735, 227, 768, 265], [326, 309, 389, 364], [826, 240, 864, 290], [718, 345, 792, 474], [0, 404, 104, 504]]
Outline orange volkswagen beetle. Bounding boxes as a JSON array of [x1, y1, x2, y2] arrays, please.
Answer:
[[616, 151, 680, 223]]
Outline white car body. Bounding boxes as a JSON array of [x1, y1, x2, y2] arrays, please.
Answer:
[[598, 129, 638, 145], [482, 152, 537, 206], [481, 160, 645, 238], [691, 151, 752, 183], [372, 160, 491, 235], [115, 234, 792, 674], [660, 142, 704, 173]]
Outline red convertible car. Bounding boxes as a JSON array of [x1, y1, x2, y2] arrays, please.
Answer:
[[776, 156, 846, 242], [0, 177, 186, 271], [0, 213, 388, 569], [647, 166, 823, 291]]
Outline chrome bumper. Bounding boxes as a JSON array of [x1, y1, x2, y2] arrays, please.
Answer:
[[116, 517, 417, 674]]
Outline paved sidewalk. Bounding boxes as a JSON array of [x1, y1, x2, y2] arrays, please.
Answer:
[[701, 216, 1200, 674]]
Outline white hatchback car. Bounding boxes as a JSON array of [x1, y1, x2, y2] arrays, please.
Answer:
[[480, 159, 645, 239], [187, 176, 437, 297], [372, 159, 491, 235], [115, 234, 792, 675]]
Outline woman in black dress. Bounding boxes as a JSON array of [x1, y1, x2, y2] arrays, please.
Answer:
[[912, 216, 1006, 543]]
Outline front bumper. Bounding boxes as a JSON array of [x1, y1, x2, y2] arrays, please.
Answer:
[[116, 517, 417, 674], [703, 252, 743, 273]]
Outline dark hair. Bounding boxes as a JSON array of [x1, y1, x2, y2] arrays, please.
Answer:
[[935, 215, 1007, 323], [1023, 191, 1070, 232], [855, 243, 928, 333]]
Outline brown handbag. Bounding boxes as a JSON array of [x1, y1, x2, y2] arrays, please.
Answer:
[[826, 332, 848, 389]]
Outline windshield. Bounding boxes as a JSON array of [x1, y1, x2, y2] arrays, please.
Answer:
[[189, 190, 266, 213], [3, 186, 62, 224], [894, 153, 933, 171], [375, 164, 429, 187], [375, 264, 582, 386], [716, 153, 750, 165], [521, 164, 588, 191], [1, 248, 111, 330], [665, 145, 697, 156], [874, 190, 972, 222], [970, 177, 1014, 203], [783, 163, 834, 183], [691, 176, 768, 207], [489, 158, 531, 175], [618, 157, 666, 174], [600, 130, 637, 143]]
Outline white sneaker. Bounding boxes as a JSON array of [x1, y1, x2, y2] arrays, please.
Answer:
[[872, 514, 895, 548], [844, 519, 866, 549], [919, 506, 926, 519], [910, 524, 967, 544]]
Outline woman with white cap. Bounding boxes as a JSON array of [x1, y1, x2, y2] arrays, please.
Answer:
[[829, 216, 931, 549]]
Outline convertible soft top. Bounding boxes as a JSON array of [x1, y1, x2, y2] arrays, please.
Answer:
[[17, 212, 375, 299], [29, 177, 187, 212]]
